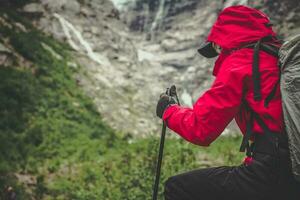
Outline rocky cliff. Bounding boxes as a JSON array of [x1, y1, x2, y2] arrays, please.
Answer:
[[18, 0, 164, 135], [249, 0, 300, 37], [2, 0, 300, 136], [16, 0, 221, 136]]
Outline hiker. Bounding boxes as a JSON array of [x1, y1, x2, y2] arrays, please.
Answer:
[[156, 5, 300, 200]]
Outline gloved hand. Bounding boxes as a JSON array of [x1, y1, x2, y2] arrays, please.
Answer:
[[156, 93, 177, 119]]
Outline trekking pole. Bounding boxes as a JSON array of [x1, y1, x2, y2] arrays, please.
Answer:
[[152, 85, 180, 200]]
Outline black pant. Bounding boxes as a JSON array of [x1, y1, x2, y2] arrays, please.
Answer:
[[164, 149, 300, 200]]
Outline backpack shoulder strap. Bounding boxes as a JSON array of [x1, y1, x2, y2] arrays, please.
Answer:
[[252, 39, 263, 101], [240, 37, 282, 156], [260, 43, 280, 57], [243, 36, 280, 105]]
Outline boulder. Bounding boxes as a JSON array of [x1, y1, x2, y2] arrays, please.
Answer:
[[41, 0, 80, 14], [41, 0, 67, 11], [63, 0, 81, 14], [23, 3, 45, 13]]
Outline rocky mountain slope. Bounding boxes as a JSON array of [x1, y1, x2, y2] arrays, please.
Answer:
[[19, 0, 162, 135], [250, 0, 300, 37], [18, 0, 221, 136], [3, 0, 300, 136]]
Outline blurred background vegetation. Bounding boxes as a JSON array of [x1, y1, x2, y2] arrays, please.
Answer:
[[0, 0, 299, 199]]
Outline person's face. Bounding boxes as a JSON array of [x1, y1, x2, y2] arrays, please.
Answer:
[[212, 42, 222, 54]]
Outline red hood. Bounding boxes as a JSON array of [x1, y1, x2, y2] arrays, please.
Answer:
[[206, 5, 277, 76]]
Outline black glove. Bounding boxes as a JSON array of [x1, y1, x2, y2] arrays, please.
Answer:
[[156, 93, 177, 118]]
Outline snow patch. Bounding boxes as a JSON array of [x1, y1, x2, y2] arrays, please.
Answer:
[[110, 0, 136, 10], [137, 49, 155, 62], [223, 0, 248, 8]]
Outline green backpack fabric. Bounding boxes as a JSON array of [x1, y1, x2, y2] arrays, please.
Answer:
[[279, 34, 300, 182]]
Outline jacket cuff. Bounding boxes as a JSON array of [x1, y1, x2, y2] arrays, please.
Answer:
[[162, 104, 180, 122]]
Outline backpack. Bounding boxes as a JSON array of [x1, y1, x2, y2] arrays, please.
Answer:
[[279, 34, 300, 182], [239, 34, 300, 182]]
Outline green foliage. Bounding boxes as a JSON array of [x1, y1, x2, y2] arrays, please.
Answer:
[[37, 135, 242, 200], [0, 67, 40, 172], [206, 135, 244, 165], [0, 9, 115, 198]]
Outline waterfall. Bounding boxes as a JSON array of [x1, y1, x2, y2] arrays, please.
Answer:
[[53, 13, 110, 66], [149, 0, 166, 40]]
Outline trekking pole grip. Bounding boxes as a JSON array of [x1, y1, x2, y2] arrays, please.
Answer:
[[169, 85, 180, 106]]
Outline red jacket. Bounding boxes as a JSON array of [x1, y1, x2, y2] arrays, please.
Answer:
[[163, 6, 283, 146]]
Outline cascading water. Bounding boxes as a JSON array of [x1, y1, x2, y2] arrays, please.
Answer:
[[149, 0, 167, 40], [53, 13, 111, 66]]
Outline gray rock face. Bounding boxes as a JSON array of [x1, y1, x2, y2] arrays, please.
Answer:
[[41, 0, 67, 11], [23, 3, 45, 13], [118, 0, 221, 111], [27, 0, 167, 135], [121, 0, 219, 37], [19, 0, 300, 136], [248, 0, 300, 38]]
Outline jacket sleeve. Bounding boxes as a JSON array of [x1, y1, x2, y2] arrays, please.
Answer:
[[163, 61, 246, 146]]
